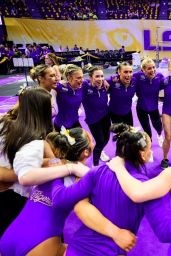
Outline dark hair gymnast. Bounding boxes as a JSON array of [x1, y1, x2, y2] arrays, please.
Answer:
[[110, 123, 148, 168]]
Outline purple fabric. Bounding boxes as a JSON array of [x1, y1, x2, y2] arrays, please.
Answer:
[[0, 179, 69, 256], [52, 163, 171, 256], [168, 245, 171, 255], [107, 76, 137, 115], [134, 71, 164, 111], [54, 83, 83, 128], [82, 80, 109, 124], [162, 76, 171, 115]]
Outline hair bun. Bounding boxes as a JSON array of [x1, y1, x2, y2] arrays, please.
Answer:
[[83, 63, 93, 73]]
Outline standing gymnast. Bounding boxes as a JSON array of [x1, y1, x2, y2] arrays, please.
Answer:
[[30, 64, 59, 118], [160, 74, 171, 168], [54, 64, 84, 131], [82, 66, 110, 166], [107, 62, 137, 126], [134, 58, 164, 146]]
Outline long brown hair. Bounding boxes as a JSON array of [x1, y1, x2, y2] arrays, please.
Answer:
[[3, 88, 52, 166]]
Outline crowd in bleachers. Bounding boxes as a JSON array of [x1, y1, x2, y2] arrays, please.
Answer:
[[0, 0, 30, 18], [35, 0, 98, 20], [167, 0, 171, 19], [0, 0, 168, 20], [105, 0, 160, 20], [0, 0, 98, 20]]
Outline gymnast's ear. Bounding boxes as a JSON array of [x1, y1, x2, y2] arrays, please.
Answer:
[[79, 148, 90, 162], [139, 150, 146, 161]]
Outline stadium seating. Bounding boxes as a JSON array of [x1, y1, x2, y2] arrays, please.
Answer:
[[105, 0, 160, 20], [0, 0, 30, 18], [0, 0, 161, 20]]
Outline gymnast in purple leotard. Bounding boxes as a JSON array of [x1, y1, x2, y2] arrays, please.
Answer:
[[0, 127, 95, 256], [51, 124, 171, 256], [0, 124, 138, 256]]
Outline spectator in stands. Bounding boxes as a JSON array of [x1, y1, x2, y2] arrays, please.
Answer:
[[79, 47, 85, 54], [92, 12, 98, 19], [25, 44, 32, 57], [73, 44, 79, 51], [30, 44, 42, 66], [95, 48, 100, 54], [76, 11, 83, 19], [119, 46, 125, 58], [42, 46, 51, 56], [48, 45, 55, 53], [63, 46, 69, 52], [82, 12, 88, 20], [11, 7, 17, 16], [58, 45, 63, 52], [12, 45, 22, 58]]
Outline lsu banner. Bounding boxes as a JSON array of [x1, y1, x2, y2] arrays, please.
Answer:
[[4, 18, 171, 59]]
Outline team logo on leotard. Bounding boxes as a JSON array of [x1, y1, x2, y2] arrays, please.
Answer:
[[130, 81, 136, 87], [164, 78, 169, 85], [30, 190, 52, 206], [87, 89, 94, 94], [61, 87, 69, 92], [140, 75, 145, 80], [114, 82, 121, 89]]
